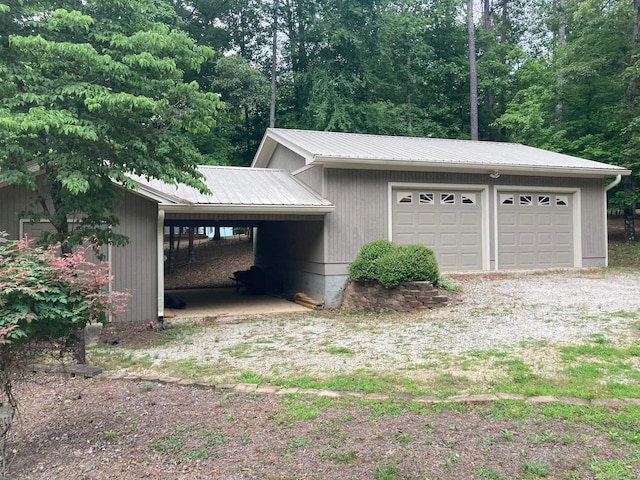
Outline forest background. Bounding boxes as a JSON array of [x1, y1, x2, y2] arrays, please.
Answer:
[[2, 0, 640, 240]]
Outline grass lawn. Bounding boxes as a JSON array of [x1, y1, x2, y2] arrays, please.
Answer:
[[12, 217, 640, 479]]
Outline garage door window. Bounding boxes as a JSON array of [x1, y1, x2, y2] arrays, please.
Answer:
[[500, 194, 514, 205], [519, 195, 532, 206], [440, 193, 455, 204], [556, 195, 568, 206], [461, 193, 476, 205], [538, 195, 550, 206], [419, 193, 434, 204], [397, 192, 413, 204]]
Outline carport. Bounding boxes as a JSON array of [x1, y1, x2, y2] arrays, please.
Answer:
[[133, 166, 334, 319]]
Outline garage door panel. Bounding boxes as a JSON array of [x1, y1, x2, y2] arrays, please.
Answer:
[[440, 232, 458, 244], [438, 253, 460, 269], [537, 252, 554, 264], [418, 212, 436, 225], [555, 251, 572, 265], [439, 213, 458, 226], [395, 212, 415, 227], [537, 232, 553, 246], [392, 188, 483, 271], [395, 233, 415, 244], [518, 214, 535, 227], [460, 213, 479, 226], [460, 253, 481, 267], [518, 252, 536, 267], [500, 213, 516, 226], [417, 233, 436, 244], [498, 191, 574, 270], [518, 232, 535, 246], [461, 233, 479, 246], [499, 232, 516, 246], [537, 213, 553, 226]]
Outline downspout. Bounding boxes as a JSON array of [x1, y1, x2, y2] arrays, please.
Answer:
[[157, 208, 165, 321], [605, 174, 622, 192], [604, 175, 622, 267]]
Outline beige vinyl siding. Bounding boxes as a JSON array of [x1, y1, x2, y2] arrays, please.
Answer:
[[578, 181, 607, 260], [268, 144, 306, 172], [112, 190, 158, 322], [324, 169, 608, 268], [0, 185, 33, 239], [295, 165, 325, 195], [0, 184, 159, 322], [324, 169, 483, 264]]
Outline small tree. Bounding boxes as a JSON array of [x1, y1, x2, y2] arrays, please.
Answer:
[[0, 232, 128, 425]]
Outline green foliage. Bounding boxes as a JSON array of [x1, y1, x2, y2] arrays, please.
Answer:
[[0, 0, 222, 248], [348, 240, 395, 282], [375, 244, 439, 288], [0, 237, 127, 348], [349, 240, 439, 288]]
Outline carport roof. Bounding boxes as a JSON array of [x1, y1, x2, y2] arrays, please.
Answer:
[[253, 128, 631, 177], [133, 166, 334, 215]]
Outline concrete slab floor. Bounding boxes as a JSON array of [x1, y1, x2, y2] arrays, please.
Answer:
[[164, 287, 311, 319]]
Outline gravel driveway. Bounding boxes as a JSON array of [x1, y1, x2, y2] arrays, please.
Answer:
[[126, 269, 640, 385]]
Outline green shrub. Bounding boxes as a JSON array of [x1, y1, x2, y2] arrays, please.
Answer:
[[375, 244, 439, 287], [349, 240, 440, 288], [348, 240, 395, 282]]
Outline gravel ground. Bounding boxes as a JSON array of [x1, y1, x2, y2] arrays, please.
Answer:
[[115, 269, 640, 386], [9, 268, 640, 480]]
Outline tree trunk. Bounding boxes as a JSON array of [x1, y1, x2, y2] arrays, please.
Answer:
[[555, 0, 566, 123], [482, 0, 492, 29], [467, 0, 479, 141], [188, 228, 195, 263], [269, 0, 278, 128], [73, 331, 86, 364], [623, 0, 640, 242], [624, 177, 636, 242], [406, 48, 412, 132]]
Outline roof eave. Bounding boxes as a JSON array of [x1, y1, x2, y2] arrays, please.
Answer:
[[312, 157, 631, 178], [159, 203, 335, 215]]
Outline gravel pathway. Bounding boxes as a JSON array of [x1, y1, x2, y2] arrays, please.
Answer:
[[126, 269, 640, 383]]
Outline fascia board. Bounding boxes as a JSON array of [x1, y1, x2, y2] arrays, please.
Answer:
[[313, 157, 631, 178], [160, 204, 334, 215], [250, 133, 276, 168], [113, 179, 184, 204], [252, 129, 316, 168]]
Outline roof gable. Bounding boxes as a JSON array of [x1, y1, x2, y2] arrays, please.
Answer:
[[253, 128, 630, 178]]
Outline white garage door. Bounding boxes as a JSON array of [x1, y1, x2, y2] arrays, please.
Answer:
[[497, 192, 574, 269], [392, 189, 483, 271]]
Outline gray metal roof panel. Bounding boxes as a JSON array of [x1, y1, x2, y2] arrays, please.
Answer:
[[134, 166, 333, 207], [264, 128, 629, 174]]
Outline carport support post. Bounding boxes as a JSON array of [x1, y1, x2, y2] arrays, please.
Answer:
[[158, 209, 165, 321]]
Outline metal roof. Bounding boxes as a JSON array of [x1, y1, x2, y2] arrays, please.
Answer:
[[253, 128, 630, 177], [133, 166, 334, 215]]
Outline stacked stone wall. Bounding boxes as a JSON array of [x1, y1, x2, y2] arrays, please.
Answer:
[[341, 280, 449, 313]]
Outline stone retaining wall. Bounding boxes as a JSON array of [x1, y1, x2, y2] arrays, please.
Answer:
[[341, 280, 449, 313]]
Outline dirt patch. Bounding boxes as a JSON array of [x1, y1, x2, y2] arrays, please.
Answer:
[[6, 374, 637, 480], [164, 236, 253, 290]]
